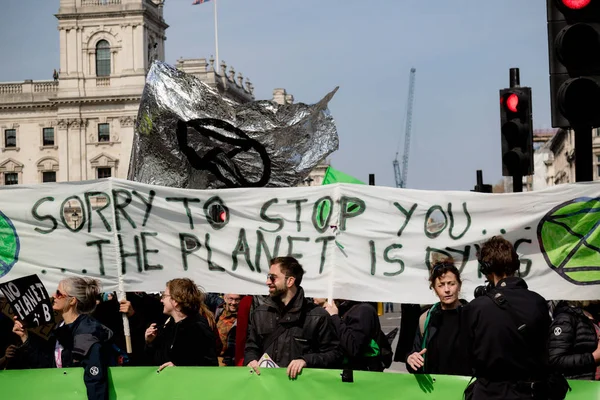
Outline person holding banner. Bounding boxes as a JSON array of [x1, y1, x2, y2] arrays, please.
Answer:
[[12, 277, 112, 400], [405, 260, 470, 376], [245, 257, 341, 379], [144, 278, 218, 371]]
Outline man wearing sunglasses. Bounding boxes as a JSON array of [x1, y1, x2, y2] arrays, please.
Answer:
[[245, 256, 341, 379]]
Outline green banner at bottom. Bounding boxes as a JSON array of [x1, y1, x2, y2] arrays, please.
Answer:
[[0, 367, 598, 399]]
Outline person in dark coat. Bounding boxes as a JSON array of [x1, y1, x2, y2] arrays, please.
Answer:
[[93, 291, 165, 366], [406, 261, 470, 376], [144, 278, 218, 371], [548, 300, 600, 380], [245, 257, 341, 378], [324, 300, 386, 371], [463, 236, 553, 400], [12, 277, 112, 400]]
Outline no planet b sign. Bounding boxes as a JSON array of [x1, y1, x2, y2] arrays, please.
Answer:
[[0, 274, 53, 327]]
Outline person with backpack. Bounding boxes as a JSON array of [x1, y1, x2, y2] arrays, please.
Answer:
[[462, 236, 564, 400], [406, 260, 470, 376], [323, 300, 392, 371], [12, 277, 112, 400], [245, 257, 341, 378]]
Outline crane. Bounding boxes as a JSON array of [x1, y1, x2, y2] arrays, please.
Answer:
[[393, 68, 416, 188]]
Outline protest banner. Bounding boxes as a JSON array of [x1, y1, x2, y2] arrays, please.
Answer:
[[0, 274, 53, 327], [0, 367, 598, 399], [0, 178, 598, 303]]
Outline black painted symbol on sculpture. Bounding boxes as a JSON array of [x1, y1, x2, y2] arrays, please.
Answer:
[[176, 118, 271, 188]]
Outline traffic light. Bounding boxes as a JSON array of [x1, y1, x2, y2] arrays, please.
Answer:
[[499, 87, 533, 176], [547, 0, 600, 128]]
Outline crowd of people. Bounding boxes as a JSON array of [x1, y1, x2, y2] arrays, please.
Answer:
[[0, 237, 599, 400]]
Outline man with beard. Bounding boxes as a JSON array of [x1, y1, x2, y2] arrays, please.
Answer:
[[245, 257, 341, 378], [215, 293, 241, 366]]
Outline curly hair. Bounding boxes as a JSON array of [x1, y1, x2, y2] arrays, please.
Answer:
[[166, 278, 204, 316], [479, 236, 520, 277]]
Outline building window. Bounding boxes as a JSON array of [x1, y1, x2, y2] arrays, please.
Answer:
[[97, 167, 112, 179], [597, 154, 600, 178], [43, 128, 55, 146], [5, 129, 16, 148], [4, 173, 18, 185], [96, 40, 111, 77], [42, 171, 56, 183], [98, 123, 110, 142]]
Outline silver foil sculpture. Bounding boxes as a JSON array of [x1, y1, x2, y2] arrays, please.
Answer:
[[129, 61, 339, 189]]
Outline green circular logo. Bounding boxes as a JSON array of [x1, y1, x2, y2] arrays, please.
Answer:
[[0, 210, 20, 278], [538, 197, 600, 285]]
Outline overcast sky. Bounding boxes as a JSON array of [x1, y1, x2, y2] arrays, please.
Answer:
[[0, 0, 551, 190]]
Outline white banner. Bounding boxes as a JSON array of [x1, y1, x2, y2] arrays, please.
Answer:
[[0, 179, 598, 303]]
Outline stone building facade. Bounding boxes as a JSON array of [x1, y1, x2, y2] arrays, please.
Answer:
[[0, 0, 328, 189]]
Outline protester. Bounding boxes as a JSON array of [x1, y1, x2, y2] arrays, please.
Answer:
[[215, 293, 241, 366], [12, 277, 112, 400], [245, 257, 341, 378], [93, 292, 162, 366], [324, 299, 390, 371], [462, 236, 562, 400], [406, 261, 469, 375], [548, 300, 600, 380], [144, 278, 218, 370]]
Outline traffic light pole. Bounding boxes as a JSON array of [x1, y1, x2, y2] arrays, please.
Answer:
[[574, 126, 594, 182], [512, 173, 523, 192], [509, 68, 524, 193]]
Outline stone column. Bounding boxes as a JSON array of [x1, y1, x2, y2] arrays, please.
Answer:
[[59, 27, 68, 75], [56, 119, 70, 182]]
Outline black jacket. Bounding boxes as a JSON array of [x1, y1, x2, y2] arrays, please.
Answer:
[[20, 314, 113, 400], [331, 301, 383, 371], [407, 300, 470, 376], [144, 313, 218, 367], [548, 301, 598, 380], [244, 287, 342, 368], [463, 277, 551, 399]]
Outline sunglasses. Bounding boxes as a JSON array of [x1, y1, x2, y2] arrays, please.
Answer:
[[267, 274, 292, 282], [55, 290, 69, 299]]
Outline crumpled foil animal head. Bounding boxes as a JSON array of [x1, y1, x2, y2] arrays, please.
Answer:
[[129, 61, 339, 189]]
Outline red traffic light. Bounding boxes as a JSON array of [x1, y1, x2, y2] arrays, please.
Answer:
[[219, 211, 226, 222], [561, 0, 591, 9], [505, 93, 519, 112]]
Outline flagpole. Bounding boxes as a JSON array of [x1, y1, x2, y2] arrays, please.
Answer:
[[214, 0, 220, 74]]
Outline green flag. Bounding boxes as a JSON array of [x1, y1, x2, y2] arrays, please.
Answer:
[[322, 166, 365, 185], [317, 167, 364, 231]]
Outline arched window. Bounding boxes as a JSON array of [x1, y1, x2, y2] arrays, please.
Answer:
[[96, 40, 111, 77]]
